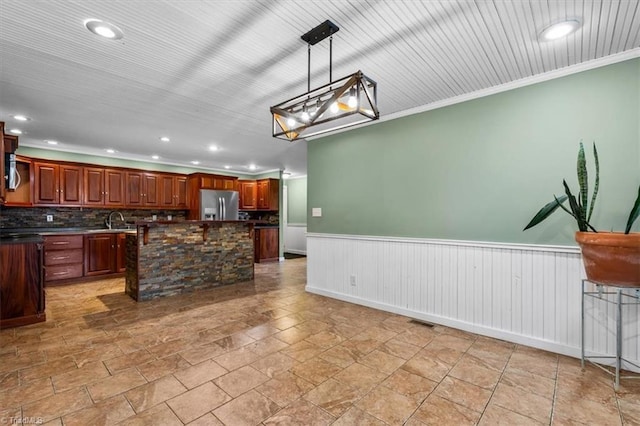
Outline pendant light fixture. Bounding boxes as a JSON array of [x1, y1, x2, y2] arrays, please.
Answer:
[[270, 20, 379, 141]]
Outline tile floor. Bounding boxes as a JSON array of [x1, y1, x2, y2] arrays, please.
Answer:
[[1, 258, 639, 425]]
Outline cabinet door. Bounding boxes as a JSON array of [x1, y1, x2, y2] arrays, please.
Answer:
[[0, 122, 5, 204], [240, 181, 257, 210], [84, 234, 115, 276], [105, 169, 125, 206], [0, 242, 43, 326], [116, 233, 127, 272], [213, 177, 236, 190], [256, 228, 279, 262], [158, 175, 175, 208], [35, 162, 60, 204], [143, 173, 159, 206], [126, 172, 143, 206], [83, 167, 105, 205], [257, 180, 269, 209], [175, 176, 187, 208], [60, 165, 82, 205]]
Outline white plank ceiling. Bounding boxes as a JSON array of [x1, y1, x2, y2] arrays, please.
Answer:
[[1, 1, 638, 176]]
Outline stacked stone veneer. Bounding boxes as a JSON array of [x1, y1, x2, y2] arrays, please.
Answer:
[[125, 222, 254, 301]]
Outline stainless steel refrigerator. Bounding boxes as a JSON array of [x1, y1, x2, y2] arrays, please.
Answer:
[[199, 190, 239, 220]]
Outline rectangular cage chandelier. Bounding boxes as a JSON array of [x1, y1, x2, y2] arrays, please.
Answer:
[[270, 20, 379, 142]]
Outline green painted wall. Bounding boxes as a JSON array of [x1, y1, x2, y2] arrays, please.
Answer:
[[286, 177, 307, 225], [308, 59, 640, 246]]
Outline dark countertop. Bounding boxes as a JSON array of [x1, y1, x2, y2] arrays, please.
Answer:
[[0, 233, 45, 244], [0, 221, 278, 237], [0, 227, 136, 237]]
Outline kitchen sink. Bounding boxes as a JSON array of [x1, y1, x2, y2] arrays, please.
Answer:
[[86, 227, 136, 233]]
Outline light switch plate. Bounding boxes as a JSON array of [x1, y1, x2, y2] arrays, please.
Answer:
[[46, 214, 53, 222], [312, 208, 322, 217]]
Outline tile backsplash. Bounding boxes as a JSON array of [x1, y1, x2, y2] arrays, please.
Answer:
[[0, 206, 187, 229]]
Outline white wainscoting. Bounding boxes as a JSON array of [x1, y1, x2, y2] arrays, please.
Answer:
[[285, 224, 307, 255], [306, 233, 640, 371]]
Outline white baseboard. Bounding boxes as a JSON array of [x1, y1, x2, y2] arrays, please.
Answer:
[[285, 249, 307, 255]]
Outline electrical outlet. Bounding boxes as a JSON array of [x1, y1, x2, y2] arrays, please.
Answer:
[[46, 214, 53, 222], [167, 214, 172, 221], [152, 214, 157, 221], [350, 275, 356, 286]]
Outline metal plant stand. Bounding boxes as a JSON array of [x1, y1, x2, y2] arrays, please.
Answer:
[[581, 279, 640, 390]]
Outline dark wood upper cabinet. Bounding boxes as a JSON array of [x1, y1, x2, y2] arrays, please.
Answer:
[[105, 169, 125, 206], [59, 165, 82, 204], [125, 171, 143, 206], [84, 168, 124, 206], [239, 180, 257, 210], [175, 176, 187, 208], [142, 173, 159, 206], [34, 162, 59, 204], [257, 178, 279, 210], [11, 155, 234, 211], [83, 167, 105, 205], [126, 171, 159, 207], [34, 162, 82, 206]]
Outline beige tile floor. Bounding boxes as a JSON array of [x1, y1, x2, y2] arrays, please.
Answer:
[[1, 258, 639, 425]]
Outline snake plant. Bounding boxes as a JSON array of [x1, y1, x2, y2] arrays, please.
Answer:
[[524, 142, 640, 234]]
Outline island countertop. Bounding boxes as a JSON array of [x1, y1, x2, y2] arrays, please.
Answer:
[[125, 221, 254, 301]]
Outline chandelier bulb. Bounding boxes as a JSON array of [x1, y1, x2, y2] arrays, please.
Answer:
[[330, 102, 339, 113]]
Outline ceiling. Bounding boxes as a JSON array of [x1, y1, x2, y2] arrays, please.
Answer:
[[1, 1, 638, 177]]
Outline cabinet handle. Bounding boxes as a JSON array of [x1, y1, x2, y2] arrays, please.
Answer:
[[52, 256, 69, 260], [52, 242, 69, 245], [52, 271, 69, 276]]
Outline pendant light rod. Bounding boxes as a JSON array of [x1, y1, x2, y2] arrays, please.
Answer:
[[307, 43, 311, 93], [329, 34, 333, 83]]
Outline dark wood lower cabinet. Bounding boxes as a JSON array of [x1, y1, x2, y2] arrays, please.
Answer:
[[254, 227, 279, 263], [0, 237, 45, 329], [85, 233, 126, 276]]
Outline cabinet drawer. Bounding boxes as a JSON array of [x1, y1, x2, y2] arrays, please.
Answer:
[[44, 235, 83, 250], [45, 264, 83, 281], [44, 249, 83, 266]]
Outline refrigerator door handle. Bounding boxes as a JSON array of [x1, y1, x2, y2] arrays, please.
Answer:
[[222, 197, 226, 220], [218, 197, 222, 220]]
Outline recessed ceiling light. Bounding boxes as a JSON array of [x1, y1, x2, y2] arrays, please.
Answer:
[[12, 115, 30, 122], [151, 155, 159, 160], [209, 145, 219, 152], [248, 164, 257, 171], [540, 20, 581, 41], [106, 149, 116, 154], [224, 165, 231, 169], [9, 129, 22, 135], [44, 140, 58, 145], [85, 19, 124, 40], [160, 136, 170, 142], [191, 161, 200, 165]]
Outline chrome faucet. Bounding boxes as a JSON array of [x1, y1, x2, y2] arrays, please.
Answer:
[[106, 211, 125, 229]]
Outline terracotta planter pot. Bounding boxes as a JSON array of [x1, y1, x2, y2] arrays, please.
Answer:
[[575, 232, 640, 287]]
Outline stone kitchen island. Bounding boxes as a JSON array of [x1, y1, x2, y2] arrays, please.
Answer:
[[125, 220, 254, 301]]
